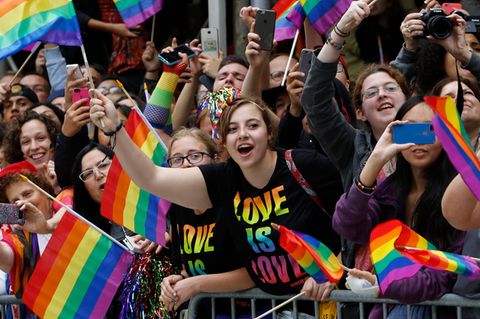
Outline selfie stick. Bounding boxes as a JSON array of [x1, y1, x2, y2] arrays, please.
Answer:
[[281, 29, 300, 87], [8, 42, 42, 87], [80, 44, 104, 127], [254, 291, 306, 319], [20, 175, 132, 253]]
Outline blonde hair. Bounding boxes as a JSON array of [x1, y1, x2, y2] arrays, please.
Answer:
[[168, 127, 219, 158]]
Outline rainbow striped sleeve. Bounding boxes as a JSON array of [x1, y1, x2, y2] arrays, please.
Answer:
[[23, 213, 133, 319], [143, 62, 188, 134], [0, 0, 82, 60], [113, 0, 163, 28]]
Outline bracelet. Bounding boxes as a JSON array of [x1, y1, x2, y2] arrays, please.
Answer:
[[326, 36, 345, 51], [102, 122, 123, 137], [334, 25, 350, 37], [355, 176, 377, 194]]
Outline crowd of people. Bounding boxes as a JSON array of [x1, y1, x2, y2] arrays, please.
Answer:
[[0, 0, 479, 318]]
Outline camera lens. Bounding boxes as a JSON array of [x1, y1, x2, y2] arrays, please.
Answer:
[[428, 16, 452, 40]]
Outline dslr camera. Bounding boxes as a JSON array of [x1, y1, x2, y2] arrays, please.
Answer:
[[420, 8, 452, 40]]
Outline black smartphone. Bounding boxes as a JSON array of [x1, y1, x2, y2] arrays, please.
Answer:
[[0, 203, 24, 225], [299, 49, 315, 82], [254, 9, 276, 51], [158, 44, 196, 66], [466, 16, 480, 34], [392, 123, 435, 145]]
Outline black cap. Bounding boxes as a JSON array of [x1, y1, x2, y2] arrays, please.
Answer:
[[10, 84, 39, 104]]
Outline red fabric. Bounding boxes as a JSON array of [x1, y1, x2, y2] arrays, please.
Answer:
[[0, 161, 37, 179]]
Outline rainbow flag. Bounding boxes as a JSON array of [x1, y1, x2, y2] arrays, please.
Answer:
[[297, 0, 352, 35], [0, 0, 82, 60], [101, 108, 170, 246], [273, 0, 303, 41], [114, 0, 164, 28], [23, 213, 133, 319], [275, 224, 343, 283], [425, 96, 480, 200], [370, 220, 480, 294]]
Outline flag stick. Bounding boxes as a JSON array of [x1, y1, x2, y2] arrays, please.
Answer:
[[399, 246, 480, 263], [254, 291, 305, 319], [143, 82, 150, 103], [281, 29, 300, 87], [8, 42, 41, 87], [150, 14, 156, 43], [20, 175, 132, 254], [116, 80, 137, 108], [368, 0, 381, 8], [80, 44, 104, 127]]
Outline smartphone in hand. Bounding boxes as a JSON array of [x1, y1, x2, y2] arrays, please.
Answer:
[[299, 49, 315, 82], [254, 9, 276, 51], [201, 28, 219, 58], [392, 123, 435, 144], [0, 203, 24, 225], [158, 44, 196, 66], [72, 87, 90, 106], [66, 64, 83, 81]]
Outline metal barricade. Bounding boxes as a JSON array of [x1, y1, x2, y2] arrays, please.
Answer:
[[0, 295, 22, 319], [186, 289, 480, 319]]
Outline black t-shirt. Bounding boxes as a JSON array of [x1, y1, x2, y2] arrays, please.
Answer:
[[169, 205, 243, 277], [199, 148, 343, 295]]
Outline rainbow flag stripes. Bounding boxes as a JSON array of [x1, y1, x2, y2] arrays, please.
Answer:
[[23, 213, 133, 319], [101, 108, 170, 246], [113, 0, 163, 28], [425, 96, 480, 200], [370, 220, 480, 294], [273, 0, 304, 41], [0, 0, 82, 60], [276, 224, 343, 283], [299, 0, 351, 34]]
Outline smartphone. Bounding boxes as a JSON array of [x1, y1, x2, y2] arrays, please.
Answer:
[[158, 44, 196, 66], [392, 123, 435, 144], [299, 49, 315, 82], [201, 28, 219, 58], [72, 87, 90, 106], [0, 203, 24, 225], [254, 9, 276, 51], [441, 2, 462, 14], [466, 16, 480, 34], [66, 64, 83, 80]]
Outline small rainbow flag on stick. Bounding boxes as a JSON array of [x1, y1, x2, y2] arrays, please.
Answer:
[[370, 220, 480, 294], [113, 0, 164, 28], [23, 213, 133, 319], [273, 0, 304, 41], [273, 223, 344, 283], [101, 108, 170, 246], [0, 0, 83, 60], [425, 96, 480, 200]]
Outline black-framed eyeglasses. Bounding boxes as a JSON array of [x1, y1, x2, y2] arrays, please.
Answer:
[[79, 156, 112, 181], [167, 152, 211, 168]]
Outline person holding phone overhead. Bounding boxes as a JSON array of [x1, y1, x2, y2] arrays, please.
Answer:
[[333, 96, 465, 319]]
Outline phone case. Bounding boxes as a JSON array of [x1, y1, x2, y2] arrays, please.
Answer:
[[392, 123, 435, 145], [201, 28, 219, 57], [254, 9, 276, 51], [66, 64, 83, 80], [158, 45, 196, 66], [0, 203, 24, 225], [72, 87, 90, 106], [441, 3, 462, 14], [299, 49, 314, 82]]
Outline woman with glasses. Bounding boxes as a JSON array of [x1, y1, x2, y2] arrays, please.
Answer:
[[333, 96, 464, 319], [301, 0, 410, 272], [161, 127, 252, 316]]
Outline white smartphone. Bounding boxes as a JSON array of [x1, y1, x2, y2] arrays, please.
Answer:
[[66, 64, 83, 80], [201, 28, 219, 58]]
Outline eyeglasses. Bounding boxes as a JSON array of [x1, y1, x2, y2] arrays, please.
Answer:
[[167, 152, 211, 168], [270, 70, 285, 82], [98, 86, 122, 95], [362, 82, 400, 100], [79, 157, 112, 181]]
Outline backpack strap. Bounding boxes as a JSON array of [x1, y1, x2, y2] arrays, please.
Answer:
[[285, 149, 330, 216]]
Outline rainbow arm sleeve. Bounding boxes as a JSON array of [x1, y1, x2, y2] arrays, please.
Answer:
[[143, 62, 188, 135]]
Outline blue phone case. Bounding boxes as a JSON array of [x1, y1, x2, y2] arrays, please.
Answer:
[[392, 123, 435, 144]]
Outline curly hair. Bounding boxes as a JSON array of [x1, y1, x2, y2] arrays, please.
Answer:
[[0, 171, 53, 203], [3, 111, 60, 165]]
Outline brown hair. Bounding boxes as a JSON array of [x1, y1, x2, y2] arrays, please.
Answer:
[[0, 171, 53, 203], [168, 127, 219, 158], [218, 97, 276, 148], [431, 77, 480, 101], [352, 64, 409, 113]]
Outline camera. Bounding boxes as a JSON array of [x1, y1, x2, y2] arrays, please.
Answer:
[[420, 8, 452, 40]]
